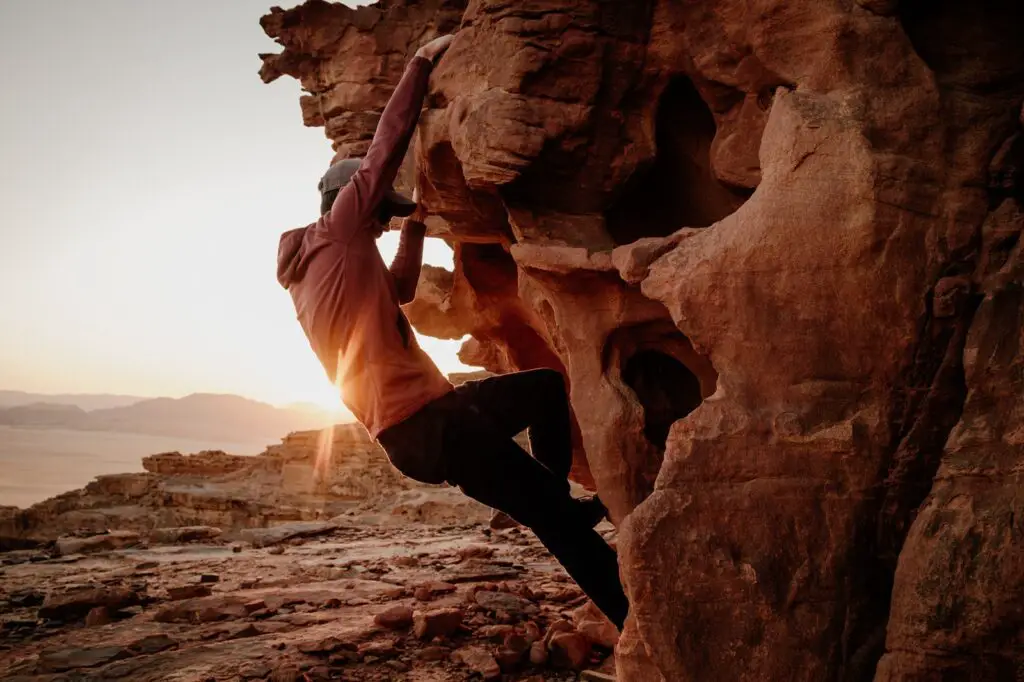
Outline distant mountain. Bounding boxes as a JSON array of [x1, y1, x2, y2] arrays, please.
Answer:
[[0, 393, 343, 441], [0, 403, 87, 427], [0, 391, 146, 411]]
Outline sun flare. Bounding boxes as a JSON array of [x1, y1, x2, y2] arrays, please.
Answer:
[[294, 374, 348, 417], [273, 331, 475, 419]]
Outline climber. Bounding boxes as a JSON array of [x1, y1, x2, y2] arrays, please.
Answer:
[[275, 33, 629, 629]]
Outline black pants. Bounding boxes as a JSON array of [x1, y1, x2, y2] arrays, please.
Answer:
[[378, 368, 629, 629]]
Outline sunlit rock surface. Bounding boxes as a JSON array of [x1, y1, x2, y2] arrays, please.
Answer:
[[261, 1, 1024, 679]]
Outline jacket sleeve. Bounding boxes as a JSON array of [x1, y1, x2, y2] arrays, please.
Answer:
[[389, 218, 427, 304], [323, 56, 433, 242]]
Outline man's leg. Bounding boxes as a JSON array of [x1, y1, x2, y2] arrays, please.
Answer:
[[460, 369, 607, 528], [440, 415, 629, 628], [457, 368, 573, 484]]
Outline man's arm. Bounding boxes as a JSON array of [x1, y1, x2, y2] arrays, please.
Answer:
[[324, 35, 454, 241], [390, 217, 427, 304]]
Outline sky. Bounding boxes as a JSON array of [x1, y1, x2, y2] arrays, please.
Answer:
[[0, 1, 469, 410]]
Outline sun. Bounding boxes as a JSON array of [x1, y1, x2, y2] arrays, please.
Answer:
[[292, 374, 350, 418], [266, 329, 474, 420], [311, 380, 348, 415]]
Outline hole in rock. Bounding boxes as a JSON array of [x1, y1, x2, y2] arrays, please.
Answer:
[[607, 319, 717, 454], [459, 243, 519, 296], [455, 242, 567, 373], [621, 349, 704, 449], [493, 317, 567, 373], [605, 75, 751, 245], [603, 320, 716, 507]]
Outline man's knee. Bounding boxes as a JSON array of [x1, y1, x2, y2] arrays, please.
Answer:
[[528, 368, 566, 397]]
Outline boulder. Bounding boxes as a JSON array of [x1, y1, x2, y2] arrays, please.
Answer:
[[38, 645, 127, 672], [39, 587, 141, 620], [84, 607, 112, 627], [166, 584, 212, 601], [297, 636, 351, 655], [413, 607, 464, 640], [153, 596, 248, 623], [240, 521, 337, 548], [127, 634, 177, 655], [529, 641, 548, 666], [55, 531, 140, 556], [473, 590, 537, 618], [373, 604, 414, 630], [358, 640, 398, 658], [477, 624, 515, 640], [148, 526, 222, 544], [572, 601, 620, 649], [549, 631, 592, 670], [454, 646, 501, 680]]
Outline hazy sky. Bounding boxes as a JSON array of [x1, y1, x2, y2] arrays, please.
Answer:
[[0, 1, 468, 409]]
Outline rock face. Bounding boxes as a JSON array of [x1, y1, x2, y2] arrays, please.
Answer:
[[261, 1, 1024, 680]]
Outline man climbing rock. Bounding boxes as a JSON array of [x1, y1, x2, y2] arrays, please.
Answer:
[[275, 34, 629, 629]]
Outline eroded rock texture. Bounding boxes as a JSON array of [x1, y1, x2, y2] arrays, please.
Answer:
[[261, 1, 1024, 679]]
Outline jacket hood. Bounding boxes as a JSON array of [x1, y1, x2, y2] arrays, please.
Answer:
[[276, 226, 310, 288]]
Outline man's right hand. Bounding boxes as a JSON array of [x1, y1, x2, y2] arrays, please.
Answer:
[[415, 34, 455, 64]]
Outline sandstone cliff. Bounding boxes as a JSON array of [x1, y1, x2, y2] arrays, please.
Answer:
[[261, 1, 1024, 680]]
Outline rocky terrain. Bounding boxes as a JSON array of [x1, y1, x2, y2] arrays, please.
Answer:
[[0, 515, 619, 681], [1, 407, 620, 680], [259, 1, 1024, 680]]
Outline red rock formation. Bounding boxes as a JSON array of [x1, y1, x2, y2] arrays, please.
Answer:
[[142, 451, 253, 477], [261, 1, 1024, 680]]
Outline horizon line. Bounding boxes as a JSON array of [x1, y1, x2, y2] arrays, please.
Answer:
[[0, 387, 348, 412]]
